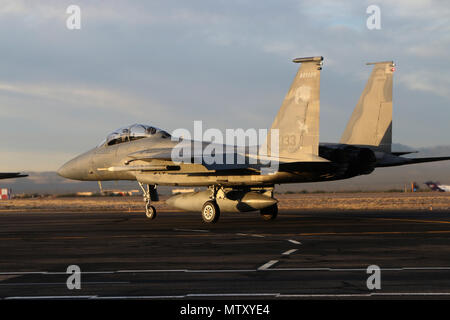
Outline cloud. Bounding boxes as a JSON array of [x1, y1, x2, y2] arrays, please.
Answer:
[[0, 150, 75, 171], [0, 81, 171, 118], [0, 1, 450, 171], [397, 71, 450, 100]]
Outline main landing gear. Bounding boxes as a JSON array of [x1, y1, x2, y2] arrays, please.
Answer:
[[260, 204, 278, 221], [138, 182, 158, 219], [202, 201, 220, 223], [201, 186, 221, 224], [200, 185, 278, 224]]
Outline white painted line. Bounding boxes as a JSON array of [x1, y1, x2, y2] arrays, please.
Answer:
[[403, 267, 450, 270], [0, 281, 129, 286], [265, 267, 450, 272], [258, 260, 279, 270], [94, 295, 185, 299], [282, 249, 298, 256], [186, 269, 256, 273], [5, 296, 98, 300], [3, 266, 450, 276], [373, 292, 450, 296], [278, 292, 450, 298], [288, 239, 302, 245], [0, 272, 48, 275], [117, 269, 187, 273], [6, 292, 450, 300], [235, 233, 265, 238], [186, 293, 278, 297], [44, 271, 116, 275], [278, 293, 371, 298]]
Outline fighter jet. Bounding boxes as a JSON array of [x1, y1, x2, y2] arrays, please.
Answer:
[[0, 172, 28, 180], [58, 56, 450, 223], [425, 181, 450, 192]]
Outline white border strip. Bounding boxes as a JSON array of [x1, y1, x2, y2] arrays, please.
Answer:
[[3, 266, 450, 276], [5, 292, 450, 300]]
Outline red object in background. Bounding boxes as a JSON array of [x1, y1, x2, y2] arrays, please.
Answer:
[[1, 188, 11, 200]]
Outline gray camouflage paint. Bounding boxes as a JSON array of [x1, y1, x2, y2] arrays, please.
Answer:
[[265, 56, 324, 161], [58, 58, 450, 189], [340, 61, 394, 153]]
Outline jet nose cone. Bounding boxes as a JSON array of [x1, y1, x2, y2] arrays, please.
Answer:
[[57, 151, 93, 180], [57, 161, 74, 179]]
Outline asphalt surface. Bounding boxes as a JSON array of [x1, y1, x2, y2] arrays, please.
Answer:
[[2, 209, 450, 299]]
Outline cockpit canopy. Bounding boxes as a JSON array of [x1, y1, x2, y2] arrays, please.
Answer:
[[98, 124, 171, 147]]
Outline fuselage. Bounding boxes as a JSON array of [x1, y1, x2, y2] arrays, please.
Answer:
[[58, 133, 395, 187]]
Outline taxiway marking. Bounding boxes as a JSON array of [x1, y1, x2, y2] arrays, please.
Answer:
[[258, 260, 279, 270], [3, 229, 450, 242], [282, 249, 298, 256], [0, 281, 129, 286], [235, 233, 265, 238], [3, 266, 450, 276], [5, 292, 450, 300], [297, 230, 450, 236], [379, 218, 450, 225]]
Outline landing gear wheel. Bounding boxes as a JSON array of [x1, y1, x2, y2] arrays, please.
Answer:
[[145, 204, 157, 219], [202, 201, 220, 224], [260, 204, 278, 221]]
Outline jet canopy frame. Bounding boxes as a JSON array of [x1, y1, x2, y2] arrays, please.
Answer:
[[98, 124, 171, 147]]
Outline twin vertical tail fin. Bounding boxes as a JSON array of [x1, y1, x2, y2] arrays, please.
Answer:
[[262, 56, 326, 162], [340, 61, 395, 152]]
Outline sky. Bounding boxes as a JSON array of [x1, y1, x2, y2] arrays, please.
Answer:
[[0, 0, 449, 171]]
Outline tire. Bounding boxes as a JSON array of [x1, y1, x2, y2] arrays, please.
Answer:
[[202, 201, 220, 224], [145, 204, 157, 219], [260, 204, 278, 221]]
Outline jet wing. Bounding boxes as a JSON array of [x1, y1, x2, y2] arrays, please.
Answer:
[[126, 148, 251, 170], [125, 148, 329, 172], [0, 172, 28, 180]]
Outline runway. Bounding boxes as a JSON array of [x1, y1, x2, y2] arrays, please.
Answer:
[[2, 209, 450, 299]]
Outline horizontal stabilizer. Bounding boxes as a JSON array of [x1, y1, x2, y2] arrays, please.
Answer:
[[0, 172, 28, 180], [406, 156, 450, 165], [378, 156, 450, 167], [391, 151, 418, 156]]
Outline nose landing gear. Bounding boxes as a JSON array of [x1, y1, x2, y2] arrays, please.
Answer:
[[138, 182, 158, 220], [145, 203, 157, 219]]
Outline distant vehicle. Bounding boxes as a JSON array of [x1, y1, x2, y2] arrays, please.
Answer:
[[172, 188, 196, 195], [76, 192, 94, 197], [425, 181, 450, 192], [0, 172, 28, 180], [101, 189, 139, 196]]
